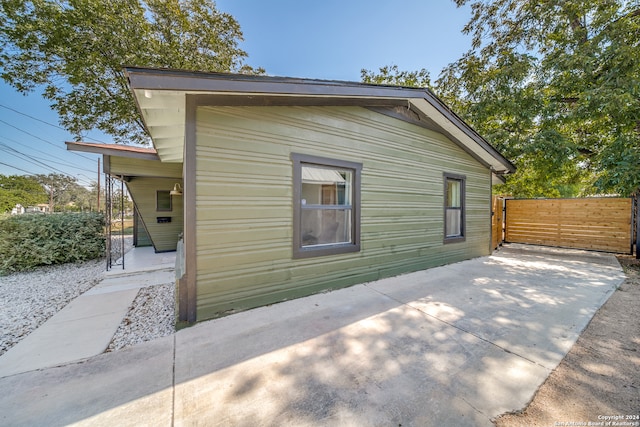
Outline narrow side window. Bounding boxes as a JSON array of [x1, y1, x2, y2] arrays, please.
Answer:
[[444, 173, 465, 243]]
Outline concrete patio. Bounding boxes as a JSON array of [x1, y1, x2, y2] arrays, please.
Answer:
[[0, 244, 625, 426]]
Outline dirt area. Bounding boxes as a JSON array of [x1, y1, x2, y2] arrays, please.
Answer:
[[495, 254, 640, 427]]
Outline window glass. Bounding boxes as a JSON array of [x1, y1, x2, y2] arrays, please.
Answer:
[[157, 190, 172, 211], [301, 209, 352, 246], [446, 180, 461, 208], [445, 209, 462, 237], [301, 166, 352, 206], [292, 154, 361, 258], [301, 166, 353, 246], [444, 174, 465, 241]]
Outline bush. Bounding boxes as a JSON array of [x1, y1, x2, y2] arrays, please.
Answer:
[[0, 212, 105, 275]]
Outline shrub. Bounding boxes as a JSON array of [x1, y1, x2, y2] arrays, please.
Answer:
[[0, 212, 105, 275]]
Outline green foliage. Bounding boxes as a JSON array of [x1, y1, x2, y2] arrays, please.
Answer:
[[363, 1, 640, 197], [438, 0, 640, 197], [361, 65, 431, 88], [0, 174, 47, 212], [57, 180, 95, 212], [0, 212, 105, 274], [0, 0, 263, 144], [34, 173, 78, 211]]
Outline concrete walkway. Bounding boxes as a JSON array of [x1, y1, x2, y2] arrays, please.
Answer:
[[0, 247, 175, 378], [0, 244, 625, 426]]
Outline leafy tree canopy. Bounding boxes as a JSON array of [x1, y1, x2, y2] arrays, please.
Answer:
[[363, 0, 640, 197], [361, 65, 432, 89], [56, 180, 98, 212], [34, 173, 79, 211], [0, 174, 48, 212], [0, 0, 263, 144]]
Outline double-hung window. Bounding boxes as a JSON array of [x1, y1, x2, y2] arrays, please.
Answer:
[[444, 173, 465, 243], [292, 153, 361, 258]]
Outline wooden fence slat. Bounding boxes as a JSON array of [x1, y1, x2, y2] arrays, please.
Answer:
[[504, 197, 632, 254]]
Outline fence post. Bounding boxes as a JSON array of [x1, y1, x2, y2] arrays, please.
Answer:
[[632, 196, 640, 259]]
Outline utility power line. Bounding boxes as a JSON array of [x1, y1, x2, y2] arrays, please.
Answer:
[[0, 103, 108, 144], [0, 137, 96, 175], [0, 134, 94, 173], [0, 141, 98, 186], [0, 119, 95, 161], [29, 153, 96, 175], [0, 160, 37, 175], [0, 143, 69, 175]]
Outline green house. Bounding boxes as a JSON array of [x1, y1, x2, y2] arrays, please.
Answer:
[[72, 68, 515, 325]]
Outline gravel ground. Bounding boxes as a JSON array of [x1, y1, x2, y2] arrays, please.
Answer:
[[106, 282, 175, 352], [0, 258, 106, 356], [0, 236, 176, 357]]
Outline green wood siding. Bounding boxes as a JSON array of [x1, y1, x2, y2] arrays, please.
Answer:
[[109, 157, 182, 178], [126, 177, 184, 252], [194, 106, 491, 320]]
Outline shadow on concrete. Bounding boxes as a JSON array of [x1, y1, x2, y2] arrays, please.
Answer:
[[0, 244, 625, 426]]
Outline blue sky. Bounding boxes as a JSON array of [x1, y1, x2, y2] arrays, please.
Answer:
[[0, 0, 473, 183]]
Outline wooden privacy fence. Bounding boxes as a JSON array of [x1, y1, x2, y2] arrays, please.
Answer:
[[491, 195, 503, 250], [504, 197, 633, 254]]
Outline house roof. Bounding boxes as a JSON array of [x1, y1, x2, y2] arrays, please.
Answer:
[[124, 67, 516, 174], [65, 141, 160, 161]]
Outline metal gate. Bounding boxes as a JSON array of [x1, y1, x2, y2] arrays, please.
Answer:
[[105, 174, 126, 270], [504, 197, 634, 254]]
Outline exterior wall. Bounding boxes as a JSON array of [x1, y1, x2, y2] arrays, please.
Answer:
[[126, 177, 184, 252], [108, 157, 182, 178], [108, 156, 183, 252], [194, 105, 491, 320]]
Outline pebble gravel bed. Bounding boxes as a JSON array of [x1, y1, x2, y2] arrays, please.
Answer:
[[0, 236, 177, 357], [0, 258, 105, 356], [106, 282, 175, 352]]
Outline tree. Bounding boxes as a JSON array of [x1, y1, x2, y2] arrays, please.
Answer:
[[0, 0, 263, 144], [34, 173, 78, 212], [436, 0, 640, 197], [0, 174, 47, 212], [361, 1, 640, 197], [361, 65, 432, 89], [56, 181, 96, 212]]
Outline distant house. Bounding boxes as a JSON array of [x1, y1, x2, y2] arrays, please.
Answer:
[[15, 204, 51, 214], [33, 204, 51, 213], [68, 68, 515, 324], [10, 204, 25, 215]]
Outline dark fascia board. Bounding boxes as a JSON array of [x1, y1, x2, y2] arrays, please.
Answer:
[[124, 67, 515, 174], [185, 94, 408, 108], [66, 141, 160, 161], [124, 66, 424, 99]]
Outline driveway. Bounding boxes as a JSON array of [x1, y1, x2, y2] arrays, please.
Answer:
[[0, 244, 625, 426]]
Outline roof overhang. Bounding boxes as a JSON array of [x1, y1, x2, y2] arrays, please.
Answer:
[[492, 172, 507, 185], [66, 141, 160, 161], [124, 67, 516, 175]]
